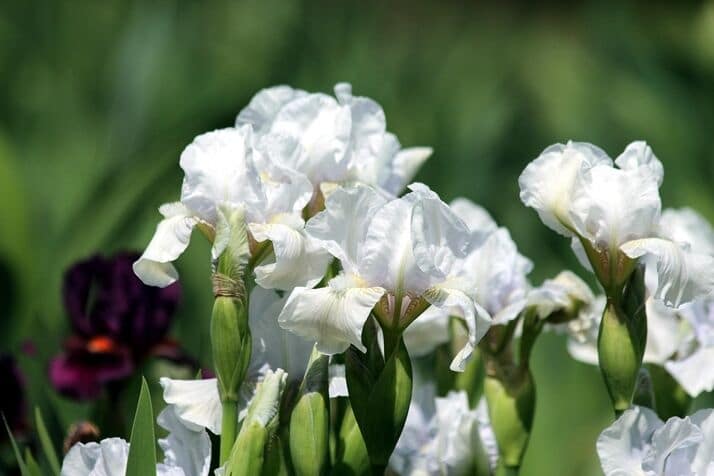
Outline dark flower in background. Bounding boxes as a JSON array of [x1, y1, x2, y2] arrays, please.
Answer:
[[50, 252, 186, 400], [0, 354, 27, 438]]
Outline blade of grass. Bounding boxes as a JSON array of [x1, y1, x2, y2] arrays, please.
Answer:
[[35, 407, 60, 475]]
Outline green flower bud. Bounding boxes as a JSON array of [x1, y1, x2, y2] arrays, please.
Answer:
[[484, 364, 535, 469], [225, 369, 287, 476], [211, 296, 252, 401], [290, 347, 330, 476], [598, 268, 647, 415]]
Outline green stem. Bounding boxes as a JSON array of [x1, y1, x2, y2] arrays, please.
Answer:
[[495, 463, 520, 476], [220, 399, 238, 465]]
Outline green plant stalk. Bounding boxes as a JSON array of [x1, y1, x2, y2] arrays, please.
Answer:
[[220, 399, 239, 465]]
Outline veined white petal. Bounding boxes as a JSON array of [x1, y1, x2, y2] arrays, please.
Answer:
[[570, 165, 661, 251], [643, 415, 701, 475], [423, 286, 492, 371], [250, 221, 331, 290], [159, 377, 222, 435], [133, 202, 198, 287], [61, 438, 129, 476], [519, 141, 611, 236], [157, 408, 211, 476], [410, 185, 470, 281], [664, 348, 714, 397], [614, 141, 664, 186], [596, 406, 662, 476], [659, 207, 714, 256], [305, 185, 388, 273], [621, 238, 714, 308], [236, 85, 307, 133], [278, 277, 385, 354]]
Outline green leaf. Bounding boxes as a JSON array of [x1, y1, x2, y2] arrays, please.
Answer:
[[126, 378, 156, 476], [35, 407, 60, 475], [3, 415, 29, 476], [346, 331, 412, 472], [24, 449, 42, 476]]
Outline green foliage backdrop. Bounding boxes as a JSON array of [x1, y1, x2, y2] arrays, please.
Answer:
[[2, 1, 714, 474]]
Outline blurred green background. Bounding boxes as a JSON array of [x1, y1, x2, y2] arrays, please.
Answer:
[[2, 1, 714, 474]]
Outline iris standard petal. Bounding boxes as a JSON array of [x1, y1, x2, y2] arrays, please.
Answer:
[[160, 377, 222, 435]]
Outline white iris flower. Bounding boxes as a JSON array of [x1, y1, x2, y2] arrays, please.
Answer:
[[276, 183, 491, 370]]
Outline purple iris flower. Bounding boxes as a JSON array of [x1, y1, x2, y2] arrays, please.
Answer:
[[49, 252, 184, 400], [0, 354, 27, 438]]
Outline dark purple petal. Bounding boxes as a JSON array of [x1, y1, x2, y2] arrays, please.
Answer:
[[49, 337, 133, 401]]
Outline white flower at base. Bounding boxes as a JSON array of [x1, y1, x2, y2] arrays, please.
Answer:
[[597, 405, 714, 475], [133, 125, 330, 291], [278, 184, 492, 371], [390, 389, 497, 475], [61, 408, 211, 476], [236, 83, 432, 196]]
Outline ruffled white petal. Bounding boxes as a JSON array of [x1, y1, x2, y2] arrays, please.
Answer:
[[614, 141, 664, 186], [157, 407, 211, 476], [159, 377, 222, 435], [690, 409, 714, 475], [519, 141, 611, 236], [61, 438, 129, 476], [596, 406, 662, 476], [570, 164, 661, 251], [250, 221, 331, 290], [423, 285, 492, 371], [642, 415, 701, 475], [133, 203, 198, 287], [278, 276, 385, 354], [380, 146, 433, 195], [643, 299, 684, 365], [621, 238, 714, 308], [450, 197, 498, 246], [236, 85, 307, 133]]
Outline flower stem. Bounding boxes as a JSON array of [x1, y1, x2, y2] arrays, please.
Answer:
[[220, 398, 238, 465], [495, 462, 520, 476]]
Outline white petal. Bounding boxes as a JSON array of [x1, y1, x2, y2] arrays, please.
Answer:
[[423, 286, 492, 371], [659, 207, 714, 256], [410, 185, 471, 281], [305, 184, 388, 273], [244, 369, 287, 427], [596, 406, 663, 476], [621, 238, 714, 308], [160, 377, 222, 435], [250, 221, 331, 290], [570, 164, 661, 251], [643, 299, 683, 365], [249, 286, 314, 381], [690, 409, 714, 475], [157, 408, 211, 476], [133, 203, 198, 287], [236, 85, 306, 133], [614, 141, 664, 186], [665, 348, 714, 397], [380, 147, 433, 195], [643, 415, 701, 475], [519, 141, 611, 236], [61, 438, 129, 476], [450, 197, 498, 244], [278, 277, 385, 354], [402, 306, 451, 357], [179, 127, 264, 225], [465, 227, 532, 320]]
